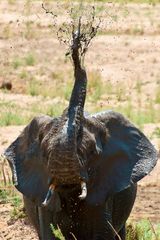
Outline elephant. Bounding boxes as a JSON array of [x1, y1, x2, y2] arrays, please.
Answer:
[[4, 25, 158, 240]]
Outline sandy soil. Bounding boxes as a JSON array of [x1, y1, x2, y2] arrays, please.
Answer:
[[0, 1, 160, 239]]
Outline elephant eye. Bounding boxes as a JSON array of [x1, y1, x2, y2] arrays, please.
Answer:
[[88, 144, 97, 156], [89, 149, 96, 155]]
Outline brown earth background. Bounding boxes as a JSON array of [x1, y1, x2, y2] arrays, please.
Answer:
[[0, 1, 160, 239]]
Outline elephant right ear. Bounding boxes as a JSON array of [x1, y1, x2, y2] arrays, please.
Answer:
[[87, 111, 158, 205], [4, 115, 54, 204]]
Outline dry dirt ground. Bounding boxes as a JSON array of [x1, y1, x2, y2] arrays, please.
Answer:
[[0, 1, 160, 239]]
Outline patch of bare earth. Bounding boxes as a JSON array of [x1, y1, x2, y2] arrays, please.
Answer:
[[0, 204, 37, 240]]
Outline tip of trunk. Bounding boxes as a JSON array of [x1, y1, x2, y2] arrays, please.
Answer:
[[71, 17, 82, 70]]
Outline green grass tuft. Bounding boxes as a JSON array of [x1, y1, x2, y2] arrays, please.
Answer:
[[155, 84, 160, 104], [12, 57, 22, 69], [152, 127, 160, 138], [27, 77, 39, 96], [50, 225, 65, 240], [25, 53, 36, 66]]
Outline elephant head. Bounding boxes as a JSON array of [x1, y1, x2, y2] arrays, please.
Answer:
[[4, 24, 90, 206], [4, 21, 158, 208]]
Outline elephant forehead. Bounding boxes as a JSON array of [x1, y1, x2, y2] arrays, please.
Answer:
[[49, 134, 74, 151]]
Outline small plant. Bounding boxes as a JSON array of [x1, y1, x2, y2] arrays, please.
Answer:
[[155, 85, 160, 104], [12, 195, 22, 208], [25, 53, 36, 66], [10, 206, 25, 221], [135, 79, 142, 95], [12, 57, 22, 69], [152, 127, 160, 138], [27, 77, 39, 96], [0, 189, 8, 203], [19, 70, 28, 79], [10, 195, 25, 221], [50, 224, 65, 240]]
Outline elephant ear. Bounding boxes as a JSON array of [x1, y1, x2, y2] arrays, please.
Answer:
[[4, 115, 55, 205], [87, 111, 158, 205]]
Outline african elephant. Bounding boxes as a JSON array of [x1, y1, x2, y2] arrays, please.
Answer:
[[4, 26, 158, 240]]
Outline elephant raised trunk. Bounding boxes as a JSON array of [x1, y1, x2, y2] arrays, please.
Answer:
[[44, 19, 88, 203], [67, 17, 87, 142], [57, 19, 87, 172]]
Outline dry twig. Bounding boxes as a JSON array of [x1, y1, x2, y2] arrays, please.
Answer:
[[107, 220, 122, 240]]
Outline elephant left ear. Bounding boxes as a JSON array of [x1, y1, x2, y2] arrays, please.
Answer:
[[87, 111, 158, 205], [4, 115, 54, 204]]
